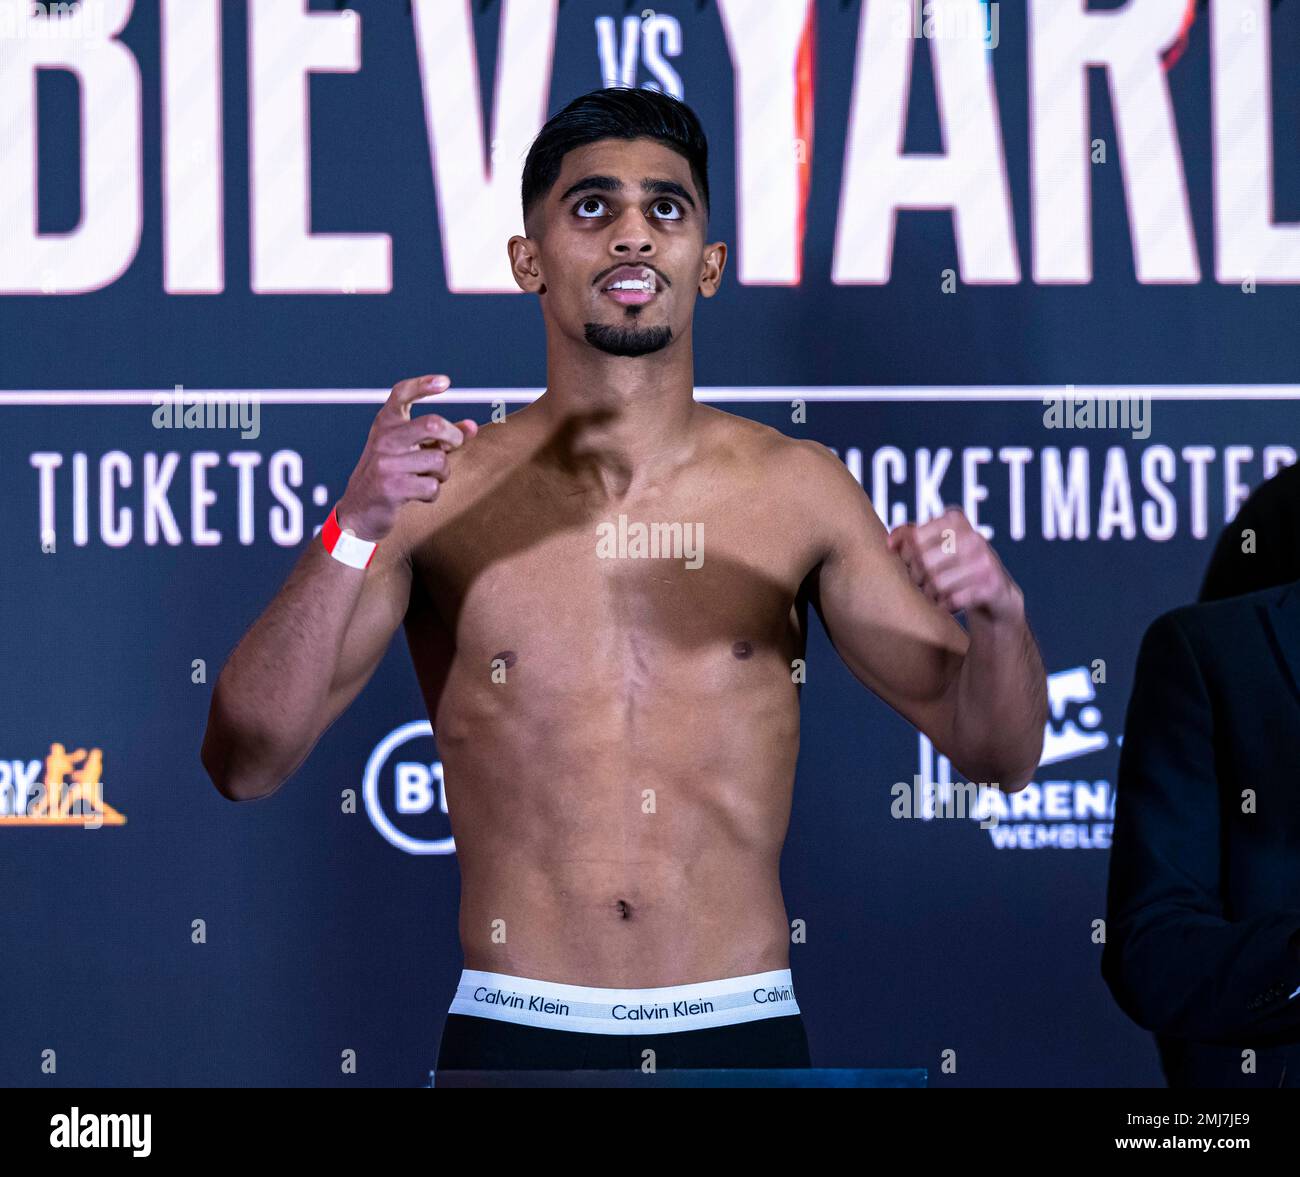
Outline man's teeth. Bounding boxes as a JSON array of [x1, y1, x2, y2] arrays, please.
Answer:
[[608, 279, 654, 291]]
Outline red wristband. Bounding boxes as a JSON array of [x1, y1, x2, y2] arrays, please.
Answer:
[[321, 506, 378, 569]]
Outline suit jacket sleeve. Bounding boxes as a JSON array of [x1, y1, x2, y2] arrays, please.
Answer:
[[1102, 611, 1300, 1045]]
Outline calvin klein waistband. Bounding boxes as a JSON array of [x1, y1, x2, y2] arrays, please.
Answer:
[[448, 967, 800, 1034]]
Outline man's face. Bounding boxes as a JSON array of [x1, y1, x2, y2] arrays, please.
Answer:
[[510, 137, 726, 358]]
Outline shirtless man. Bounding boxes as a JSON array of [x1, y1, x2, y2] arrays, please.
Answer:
[[201, 88, 1047, 1075]]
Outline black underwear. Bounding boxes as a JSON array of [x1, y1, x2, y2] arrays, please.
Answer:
[[435, 1011, 813, 1072]]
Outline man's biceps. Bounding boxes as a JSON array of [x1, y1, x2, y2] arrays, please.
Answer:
[[867, 663, 964, 760], [853, 634, 961, 708]]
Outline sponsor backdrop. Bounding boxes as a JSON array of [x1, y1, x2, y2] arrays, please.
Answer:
[[2, 0, 1298, 1086]]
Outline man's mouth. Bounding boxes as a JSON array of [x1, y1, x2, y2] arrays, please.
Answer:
[[600, 265, 660, 306]]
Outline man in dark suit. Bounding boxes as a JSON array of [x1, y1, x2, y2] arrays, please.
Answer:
[[1103, 461, 1300, 1086], [1198, 460, 1300, 602]]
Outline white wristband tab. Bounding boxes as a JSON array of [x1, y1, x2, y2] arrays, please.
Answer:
[[322, 506, 377, 570]]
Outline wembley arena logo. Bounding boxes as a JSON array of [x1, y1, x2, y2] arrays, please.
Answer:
[[911, 666, 1115, 850]]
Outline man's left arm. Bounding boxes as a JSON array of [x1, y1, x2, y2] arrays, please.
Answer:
[[889, 504, 1047, 791], [802, 444, 1047, 792]]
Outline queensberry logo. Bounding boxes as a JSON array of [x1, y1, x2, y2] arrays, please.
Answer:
[[916, 667, 1115, 851], [0, 743, 126, 827], [363, 722, 454, 855]]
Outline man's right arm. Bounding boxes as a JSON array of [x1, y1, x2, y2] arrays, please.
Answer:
[[199, 525, 413, 801], [200, 375, 476, 801]]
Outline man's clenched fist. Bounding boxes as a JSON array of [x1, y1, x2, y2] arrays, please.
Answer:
[[336, 375, 479, 542], [886, 505, 1024, 623]]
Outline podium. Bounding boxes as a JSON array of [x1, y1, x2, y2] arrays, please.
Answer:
[[431, 1068, 927, 1088]]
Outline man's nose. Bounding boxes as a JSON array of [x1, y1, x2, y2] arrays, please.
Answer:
[[609, 207, 655, 255]]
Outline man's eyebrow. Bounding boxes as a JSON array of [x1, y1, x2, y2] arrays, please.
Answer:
[[557, 175, 697, 211]]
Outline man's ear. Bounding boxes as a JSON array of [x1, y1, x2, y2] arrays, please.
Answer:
[[508, 235, 546, 295], [698, 240, 727, 299]]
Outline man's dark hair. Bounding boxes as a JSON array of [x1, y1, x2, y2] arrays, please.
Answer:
[[521, 87, 710, 230]]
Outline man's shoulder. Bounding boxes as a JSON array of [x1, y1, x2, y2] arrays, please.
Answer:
[[695, 404, 848, 481], [1149, 578, 1300, 647], [385, 407, 526, 558], [695, 408, 867, 569]]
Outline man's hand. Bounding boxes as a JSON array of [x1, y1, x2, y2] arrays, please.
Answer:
[[886, 505, 1024, 624], [886, 505, 1043, 788], [337, 374, 479, 542]]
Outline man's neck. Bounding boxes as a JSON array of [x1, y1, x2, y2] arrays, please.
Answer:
[[531, 346, 699, 501]]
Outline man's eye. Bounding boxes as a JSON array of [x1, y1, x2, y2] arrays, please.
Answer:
[[573, 197, 683, 220]]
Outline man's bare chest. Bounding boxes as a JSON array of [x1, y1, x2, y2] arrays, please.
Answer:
[[409, 476, 819, 684]]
